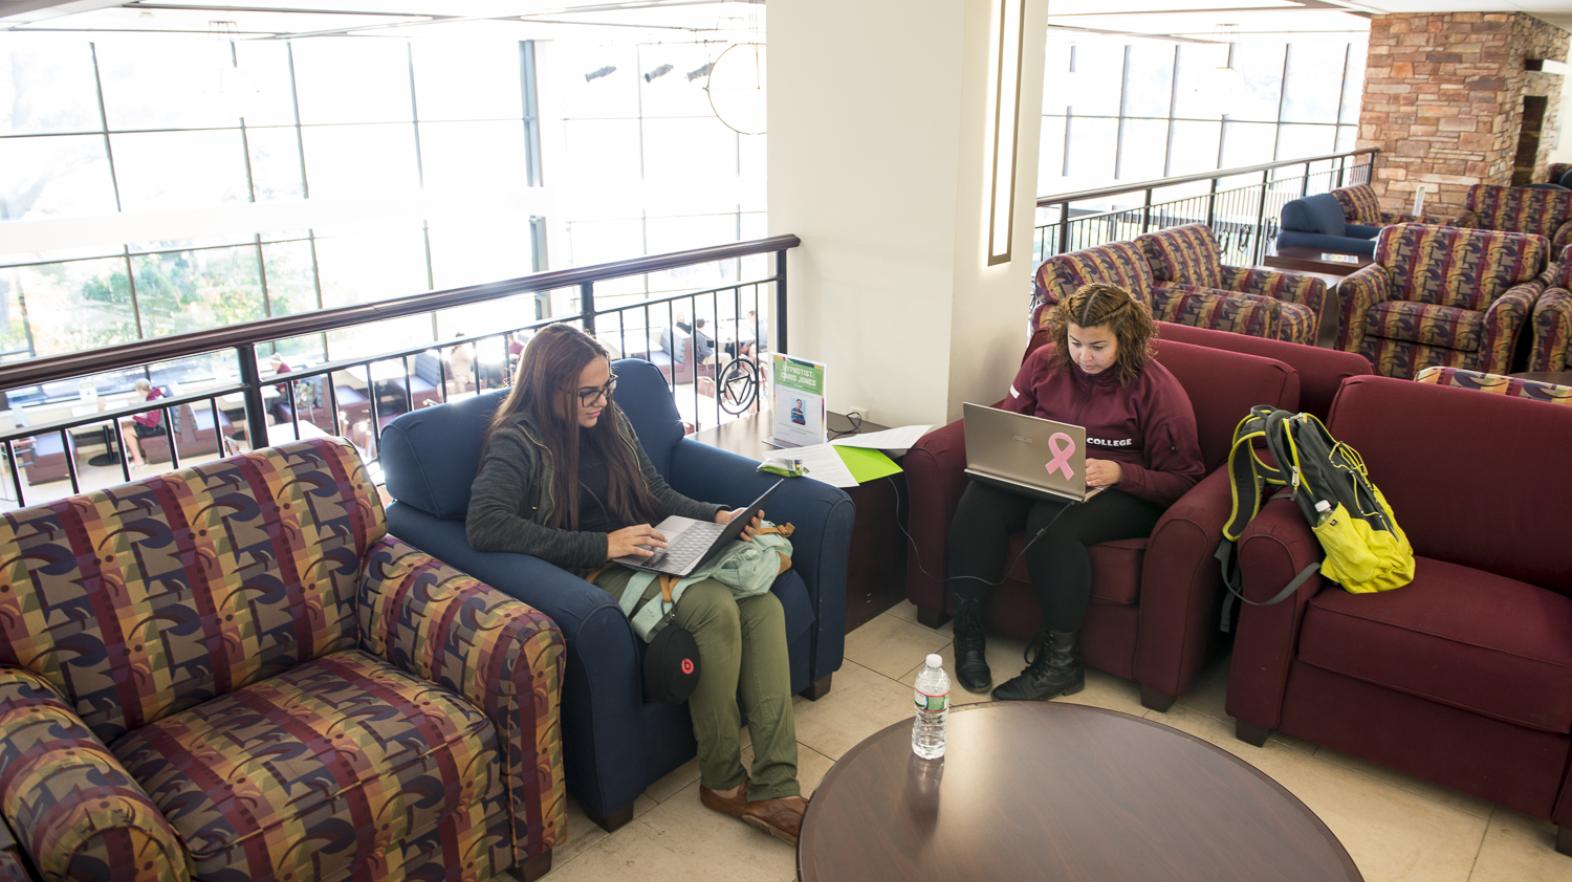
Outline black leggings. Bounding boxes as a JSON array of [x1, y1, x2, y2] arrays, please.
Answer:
[[946, 480, 1164, 632]]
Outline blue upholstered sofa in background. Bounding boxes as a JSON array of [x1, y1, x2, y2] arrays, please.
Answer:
[[377, 358, 853, 832], [1276, 191, 1381, 257]]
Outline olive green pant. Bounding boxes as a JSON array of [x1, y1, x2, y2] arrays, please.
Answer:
[[594, 569, 801, 801]]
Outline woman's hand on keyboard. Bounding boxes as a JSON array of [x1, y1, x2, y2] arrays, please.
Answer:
[[608, 524, 667, 560], [715, 507, 763, 541]]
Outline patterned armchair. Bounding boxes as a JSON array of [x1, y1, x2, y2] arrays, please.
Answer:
[[1331, 183, 1457, 227], [1548, 163, 1572, 188], [1415, 365, 1572, 406], [1134, 224, 1326, 344], [1030, 234, 1320, 344], [1335, 223, 1547, 378], [1458, 184, 1572, 251], [0, 438, 566, 882], [1528, 244, 1572, 373]]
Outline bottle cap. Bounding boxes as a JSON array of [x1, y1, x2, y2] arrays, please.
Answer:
[[926, 653, 943, 669], [1314, 500, 1332, 513]]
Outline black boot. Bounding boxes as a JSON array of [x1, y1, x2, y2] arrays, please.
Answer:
[[952, 595, 991, 693], [991, 629, 1083, 701]]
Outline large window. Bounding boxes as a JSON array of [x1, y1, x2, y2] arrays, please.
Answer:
[[1039, 33, 1366, 195]]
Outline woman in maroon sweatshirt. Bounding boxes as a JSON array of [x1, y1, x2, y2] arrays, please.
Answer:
[[948, 283, 1204, 700]]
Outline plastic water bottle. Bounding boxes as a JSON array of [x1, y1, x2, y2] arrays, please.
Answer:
[[1313, 499, 1333, 526], [912, 653, 950, 759]]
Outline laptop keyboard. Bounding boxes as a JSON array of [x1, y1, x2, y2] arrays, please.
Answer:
[[662, 522, 724, 570]]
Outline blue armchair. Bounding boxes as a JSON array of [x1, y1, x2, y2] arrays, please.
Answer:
[[1277, 191, 1380, 258], [377, 358, 853, 832]]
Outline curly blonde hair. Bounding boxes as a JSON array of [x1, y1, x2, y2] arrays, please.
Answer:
[[1043, 283, 1156, 385]]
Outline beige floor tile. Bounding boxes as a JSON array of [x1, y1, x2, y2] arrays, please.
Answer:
[[789, 660, 915, 760], [543, 775, 796, 882], [1171, 654, 1231, 723], [1148, 707, 1488, 882], [898, 633, 1030, 704], [1468, 809, 1568, 882], [555, 797, 610, 869], [739, 740, 838, 798], [1056, 667, 1148, 717], [881, 600, 953, 637], [844, 612, 954, 680], [1314, 745, 1494, 821], [644, 757, 702, 804]]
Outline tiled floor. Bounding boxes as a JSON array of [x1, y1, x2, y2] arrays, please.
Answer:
[[506, 601, 1568, 882]]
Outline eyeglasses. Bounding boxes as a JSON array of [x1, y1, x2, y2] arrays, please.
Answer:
[[577, 374, 618, 406]]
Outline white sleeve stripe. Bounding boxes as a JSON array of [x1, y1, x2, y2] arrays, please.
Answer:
[[1009, 384, 1021, 398]]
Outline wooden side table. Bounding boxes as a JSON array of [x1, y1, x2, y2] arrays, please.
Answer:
[[692, 412, 909, 633]]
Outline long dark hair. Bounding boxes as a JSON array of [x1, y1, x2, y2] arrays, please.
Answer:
[[485, 324, 659, 529], [1042, 283, 1156, 385]]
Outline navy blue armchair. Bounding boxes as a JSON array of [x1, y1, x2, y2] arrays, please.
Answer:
[[1277, 191, 1380, 258], [377, 358, 852, 832]]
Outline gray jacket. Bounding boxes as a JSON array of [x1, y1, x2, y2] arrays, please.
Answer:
[[465, 406, 722, 570]]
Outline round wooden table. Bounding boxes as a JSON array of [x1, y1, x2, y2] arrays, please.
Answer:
[[797, 702, 1361, 882]]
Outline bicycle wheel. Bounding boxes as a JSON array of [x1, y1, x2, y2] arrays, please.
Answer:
[[717, 357, 759, 415]]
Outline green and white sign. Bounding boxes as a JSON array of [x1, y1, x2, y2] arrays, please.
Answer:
[[770, 354, 827, 448]]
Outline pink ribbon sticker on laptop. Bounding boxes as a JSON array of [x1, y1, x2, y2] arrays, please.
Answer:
[[1044, 432, 1077, 480]]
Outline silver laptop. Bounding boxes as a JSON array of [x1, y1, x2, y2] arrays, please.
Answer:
[[611, 480, 783, 576], [962, 403, 1103, 503]]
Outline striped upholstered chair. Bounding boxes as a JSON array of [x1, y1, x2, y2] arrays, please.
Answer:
[[1336, 223, 1547, 378], [1329, 183, 1459, 227], [1458, 184, 1572, 251], [1527, 244, 1572, 374], [0, 438, 565, 882], [1415, 365, 1572, 406], [1132, 224, 1325, 344]]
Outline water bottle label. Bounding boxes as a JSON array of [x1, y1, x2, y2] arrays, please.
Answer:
[[914, 689, 948, 712]]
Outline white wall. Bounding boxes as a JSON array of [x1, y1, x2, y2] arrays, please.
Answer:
[[768, 0, 1050, 426]]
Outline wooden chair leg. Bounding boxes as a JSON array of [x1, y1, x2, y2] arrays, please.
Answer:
[[799, 673, 833, 701], [1139, 684, 1176, 713], [916, 606, 951, 629], [585, 802, 634, 833], [1235, 719, 1271, 747], [516, 850, 553, 881]]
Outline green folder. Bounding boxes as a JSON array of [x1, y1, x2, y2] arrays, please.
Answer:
[[833, 445, 902, 484]]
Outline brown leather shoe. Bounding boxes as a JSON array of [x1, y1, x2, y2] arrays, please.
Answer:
[[699, 778, 749, 819], [741, 795, 808, 845]]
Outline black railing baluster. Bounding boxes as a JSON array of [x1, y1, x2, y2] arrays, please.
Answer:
[[237, 343, 269, 451], [775, 248, 789, 353], [163, 405, 179, 470], [114, 418, 131, 483], [61, 429, 79, 495], [209, 399, 224, 458], [4, 439, 24, 509], [364, 364, 380, 455], [580, 281, 597, 335], [286, 379, 300, 439]]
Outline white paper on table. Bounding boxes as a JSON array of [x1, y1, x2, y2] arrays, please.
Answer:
[[784, 443, 859, 488], [829, 424, 932, 455]]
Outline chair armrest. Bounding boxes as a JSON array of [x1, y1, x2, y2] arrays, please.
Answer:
[[1220, 265, 1328, 320], [1223, 498, 1326, 732], [1333, 263, 1392, 353], [1529, 287, 1572, 371], [901, 419, 967, 613], [357, 535, 567, 863], [1454, 210, 1480, 229], [1479, 281, 1541, 375], [0, 668, 189, 882], [668, 438, 855, 681], [1555, 221, 1572, 253], [1133, 468, 1235, 698]]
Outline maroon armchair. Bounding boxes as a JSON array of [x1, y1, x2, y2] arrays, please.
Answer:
[[1226, 376, 1572, 856], [904, 337, 1301, 710]]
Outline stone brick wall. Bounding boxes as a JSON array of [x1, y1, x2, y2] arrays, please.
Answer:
[[1357, 12, 1569, 218]]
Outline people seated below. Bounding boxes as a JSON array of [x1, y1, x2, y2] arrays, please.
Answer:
[[947, 284, 1204, 701], [119, 379, 165, 467], [465, 323, 809, 843], [693, 317, 716, 363]]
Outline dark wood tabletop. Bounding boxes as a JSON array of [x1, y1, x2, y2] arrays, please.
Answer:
[[1263, 247, 1372, 277], [798, 702, 1362, 882]]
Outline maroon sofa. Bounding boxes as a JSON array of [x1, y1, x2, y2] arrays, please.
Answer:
[[1151, 322, 1373, 419], [904, 338, 1302, 710], [1226, 376, 1572, 855]]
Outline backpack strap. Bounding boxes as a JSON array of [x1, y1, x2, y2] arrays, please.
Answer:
[[1217, 544, 1320, 632], [1217, 406, 1300, 632]]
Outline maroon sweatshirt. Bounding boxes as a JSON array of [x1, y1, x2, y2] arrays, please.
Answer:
[[1002, 345, 1205, 507]]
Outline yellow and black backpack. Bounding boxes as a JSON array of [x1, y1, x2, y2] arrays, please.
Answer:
[[1217, 405, 1415, 631]]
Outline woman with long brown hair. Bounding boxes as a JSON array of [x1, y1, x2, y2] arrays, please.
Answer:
[[947, 284, 1205, 701], [466, 323, 807, 843]]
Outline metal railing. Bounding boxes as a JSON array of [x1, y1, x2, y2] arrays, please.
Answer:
[[1033, 148, 1378, 266], [0, 235, 799, 511]]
